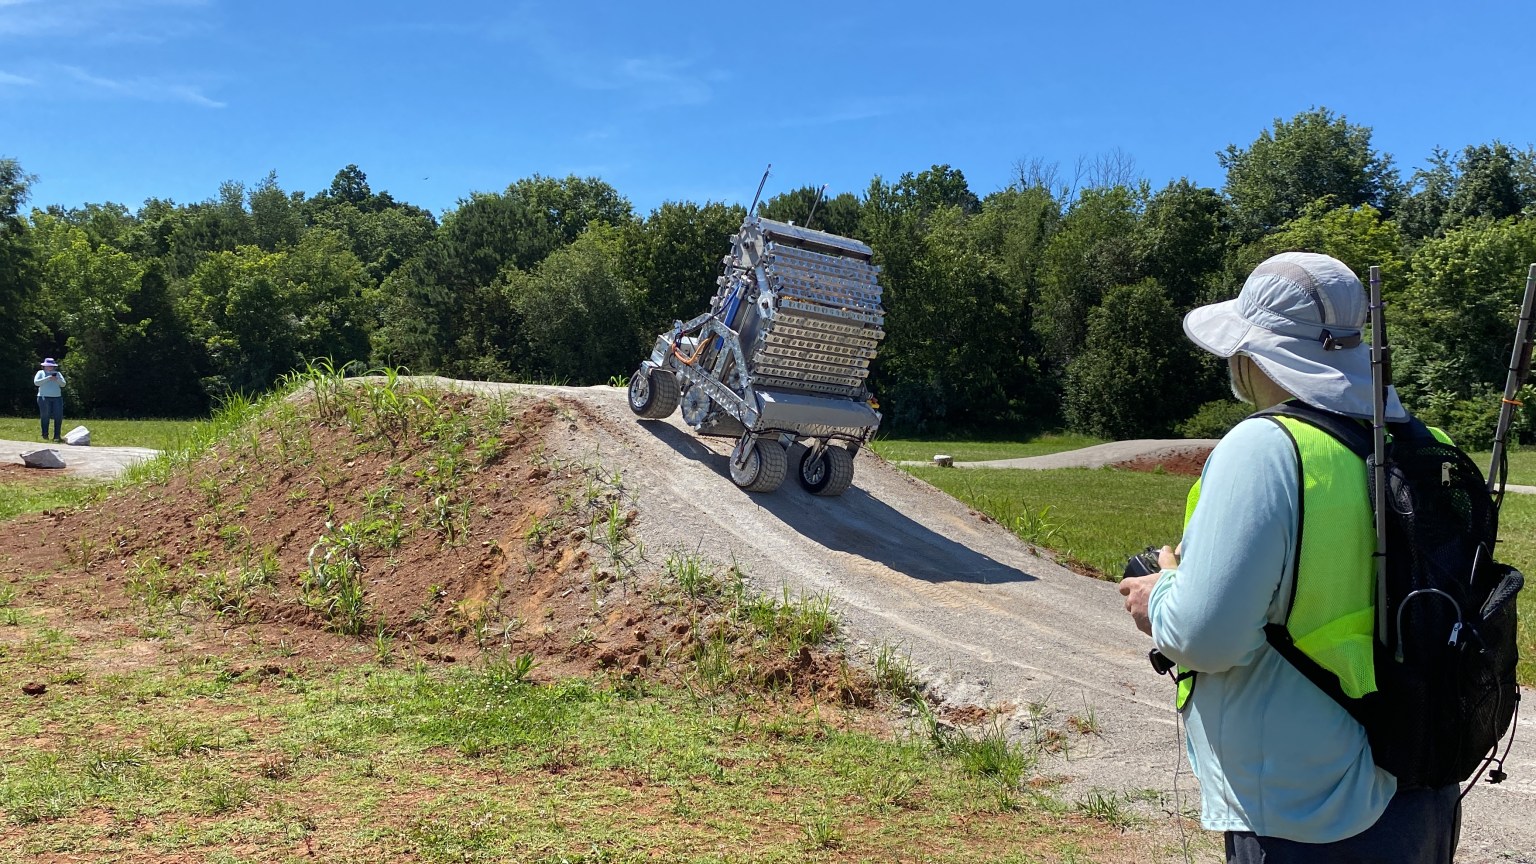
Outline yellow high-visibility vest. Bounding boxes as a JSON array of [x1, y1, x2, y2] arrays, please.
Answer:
[[1173, 415, 1384, 709]]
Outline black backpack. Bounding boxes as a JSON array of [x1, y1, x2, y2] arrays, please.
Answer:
[[1257, 400, 1524, 788]]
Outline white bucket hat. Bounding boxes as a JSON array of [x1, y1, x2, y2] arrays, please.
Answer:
[[1183, 251, 1406, 420]]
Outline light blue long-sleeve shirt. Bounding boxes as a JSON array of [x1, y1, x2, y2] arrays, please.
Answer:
[[1147, 417, 1396, 842], [34, 369, 66, 398]]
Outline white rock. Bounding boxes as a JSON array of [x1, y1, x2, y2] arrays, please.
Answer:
[[63, 426, 90, 446], [20, 449, 65, 469]]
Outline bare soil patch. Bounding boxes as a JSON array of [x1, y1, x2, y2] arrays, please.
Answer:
[[1108, 446, 1212, 477], [0, 463, 79, 485]]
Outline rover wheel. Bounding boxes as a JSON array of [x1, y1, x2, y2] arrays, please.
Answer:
[[628, 367, 679, 419], [729, 440, 788, 493], [798, 445, 854, 496]]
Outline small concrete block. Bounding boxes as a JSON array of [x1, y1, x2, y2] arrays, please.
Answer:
[[20, 449, 65, 469], [933, 454, 954, 468], [63, 426, 90, 446]]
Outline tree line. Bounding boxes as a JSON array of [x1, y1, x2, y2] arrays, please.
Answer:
[[2, 107, 1534, 447]]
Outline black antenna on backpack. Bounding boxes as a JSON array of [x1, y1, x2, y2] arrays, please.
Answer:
[[1368, 265, 1392, 649], [1487, 264, 1536, 504]]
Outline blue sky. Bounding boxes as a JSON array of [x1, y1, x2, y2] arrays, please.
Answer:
[[3, 0, 1534, 217]]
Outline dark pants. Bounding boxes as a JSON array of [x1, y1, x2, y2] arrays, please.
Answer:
[[38, 395, 63, 440], [1225, 784, 1461, 863]]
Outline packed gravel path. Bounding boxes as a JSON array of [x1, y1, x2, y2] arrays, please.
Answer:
[[1, 438, 159, 479]]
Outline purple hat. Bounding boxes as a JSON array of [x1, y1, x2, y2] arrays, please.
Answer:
[[41, 358, 58, 367]]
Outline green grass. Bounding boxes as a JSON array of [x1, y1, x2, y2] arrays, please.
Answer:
[[1468, 447, 1536, 487], [910, 465, 1191, 577], [0, 482, 102, 521], [0, 417, 202, 450], [871, 432, 1104, 464], [1496, 494, 1536, 685], [0, 616, 1128, 863]]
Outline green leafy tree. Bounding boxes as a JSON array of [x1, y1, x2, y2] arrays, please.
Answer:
[[623, 200, 746, 338], [1240, 201, 1408, 289], [0, 158, 41, 411], [1394, 218, 1536, 417], [1137, 179, 1230, 307], [508, 174, 634, 245], [503, 224, 642, 383], [872, 206, 1022, 431], [1063, 279, 1205, 438], [248, 171, 305, 251], [312, 201, 436, 283], [1400, 143, 1532, 243], [1446, 142, 1527, 228], [1397, 148, 1455, 243], [181, 247, 301, 396], [967, 183, 1063, 427], [1220, 107, 1399, 238], [370, 191, 557, 373], [30, 214, 146, 412], [1034, 184, 1144, 365], [156, 182, 256, 279], [326, 164, 372, 207], [278, 229, 373, 367]]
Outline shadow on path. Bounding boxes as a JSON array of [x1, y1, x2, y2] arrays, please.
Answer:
[[635, 421, 1034, 585]]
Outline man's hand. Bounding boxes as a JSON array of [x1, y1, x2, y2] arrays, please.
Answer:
[[1118, 545, 1178, 637]]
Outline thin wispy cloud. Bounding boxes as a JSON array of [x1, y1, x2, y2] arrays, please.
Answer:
[[774, 102, 901, 129], [57, 64, 223, 107], [574, 55, 716, 107], [0, 69, 35, 85], [0, 0, 211, 42], [485, 4, 722, 110]]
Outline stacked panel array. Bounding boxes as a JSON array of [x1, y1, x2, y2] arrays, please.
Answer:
[[749, 240, 886, 399]]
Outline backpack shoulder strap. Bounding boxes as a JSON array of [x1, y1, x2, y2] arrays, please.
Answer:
[[1251, 400, 1373, 458], [1250, 399, 1380, 728]]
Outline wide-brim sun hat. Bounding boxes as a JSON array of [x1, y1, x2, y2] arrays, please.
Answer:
[[1183, 251, 1406, 421], [40, 358, 58, 367]]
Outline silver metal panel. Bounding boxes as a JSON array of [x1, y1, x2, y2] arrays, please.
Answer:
[[768, 317, 886, 342], [750, 375, 865, 399], [755, 388, 880, 432], [765, 243, 881, 279], [763, 332, 878, 359], [754, 347, 870, 373], [754, 217, 873, 257], [752, 364, 867, 388], [777, 299, 884, 326]]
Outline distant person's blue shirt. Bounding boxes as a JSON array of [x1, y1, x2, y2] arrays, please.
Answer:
[[34, 369, 65, 398], [1147, 417, 1395, 842]]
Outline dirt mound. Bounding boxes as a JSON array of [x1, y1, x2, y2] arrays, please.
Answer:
[[0, 380, 874, 704], [1107, 446, 1212, 477]]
